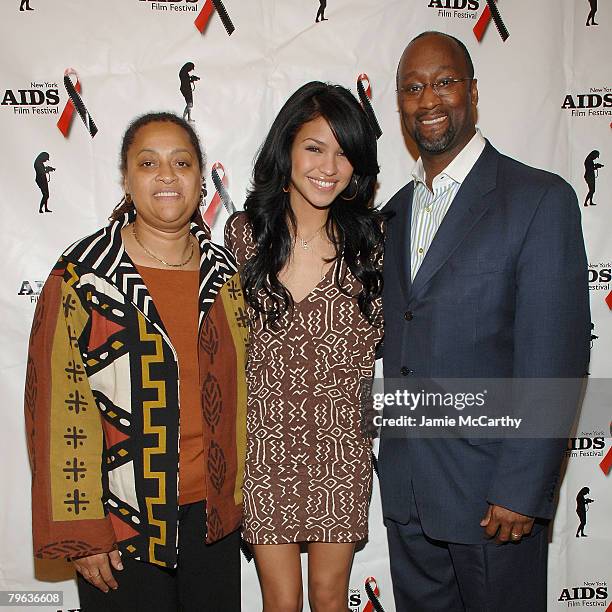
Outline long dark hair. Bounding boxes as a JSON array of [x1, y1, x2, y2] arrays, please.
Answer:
[[109, 112, 208, 233], [242, 81, 384, 328]]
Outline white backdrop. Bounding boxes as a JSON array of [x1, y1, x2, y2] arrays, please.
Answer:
[[1, 0, 610, 610]]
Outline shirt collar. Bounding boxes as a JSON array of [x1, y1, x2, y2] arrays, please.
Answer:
[[411, 129, 486, 190]]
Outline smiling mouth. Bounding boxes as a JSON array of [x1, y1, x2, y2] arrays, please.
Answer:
[[419, 115, 448, 126], [154, 191, 181, 198], [307, 177, 337, 190]]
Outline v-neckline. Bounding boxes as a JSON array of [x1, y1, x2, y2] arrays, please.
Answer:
[[284, 257, 338, 306]]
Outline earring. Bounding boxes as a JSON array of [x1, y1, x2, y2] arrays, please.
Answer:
[[341, 176, 359, 201], [282, 185, 290, 193], [125, 193, 132, 204]]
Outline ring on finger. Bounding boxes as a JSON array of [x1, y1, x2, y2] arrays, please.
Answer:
[[511, 532, 521, 539]]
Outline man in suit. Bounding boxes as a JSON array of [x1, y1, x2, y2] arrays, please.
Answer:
[[378, 31, 590, 611]]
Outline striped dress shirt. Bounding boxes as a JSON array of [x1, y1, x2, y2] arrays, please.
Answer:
[[410, 129, 486, 281]]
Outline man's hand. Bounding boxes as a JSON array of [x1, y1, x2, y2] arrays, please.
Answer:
[[72, 550, 123, 592], [480, 504, 535, 543]]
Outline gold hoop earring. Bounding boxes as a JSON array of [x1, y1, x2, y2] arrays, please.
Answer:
[[282, 185, 290, 193], [341, 177, 359, 201]]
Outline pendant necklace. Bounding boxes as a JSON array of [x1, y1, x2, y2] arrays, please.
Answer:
[[132, 225, 194, 268]]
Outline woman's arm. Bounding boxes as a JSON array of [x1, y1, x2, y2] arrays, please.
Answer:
[[25, 265, 116, 562]]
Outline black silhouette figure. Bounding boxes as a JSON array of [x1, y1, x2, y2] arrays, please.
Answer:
[[584, 150, 604, 206], [315, 0, 328, 22], [179, 62, 200, 123], [575, 487, 594, 537], [590, 323, 599, 348], [34, 152, 55, 213], [586, 0, 598, 26], [20, 0, 34, 10]]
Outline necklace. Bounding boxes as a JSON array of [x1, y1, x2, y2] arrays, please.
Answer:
[[296, 226, 324, 251], [132, 225, 195, 268]]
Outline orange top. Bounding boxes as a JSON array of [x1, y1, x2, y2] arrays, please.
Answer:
[[137, 265, 205, 505]]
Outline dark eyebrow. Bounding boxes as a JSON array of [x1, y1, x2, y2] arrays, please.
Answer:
[[136, 148, 193, 155], [400, 65, 459, 80], [302, 138, 326, 145]]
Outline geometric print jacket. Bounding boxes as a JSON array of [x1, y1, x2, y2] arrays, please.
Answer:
[[25, 210, 249, 568]]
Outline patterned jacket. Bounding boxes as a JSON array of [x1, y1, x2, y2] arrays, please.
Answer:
[[25, 211, 249, 568]]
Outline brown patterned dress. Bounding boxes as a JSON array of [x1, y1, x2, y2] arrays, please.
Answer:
[[225, 212, 383, 544]]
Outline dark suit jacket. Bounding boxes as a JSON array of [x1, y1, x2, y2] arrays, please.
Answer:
[[378, 141, 590, 544]]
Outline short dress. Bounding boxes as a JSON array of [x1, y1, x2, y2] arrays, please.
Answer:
[[225, 212, 383, 544]]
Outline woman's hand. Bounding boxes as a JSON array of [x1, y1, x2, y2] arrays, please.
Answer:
[[72, 550, 123, 592]]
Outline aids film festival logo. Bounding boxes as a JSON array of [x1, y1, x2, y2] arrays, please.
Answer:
[[18, 280, 44, 303], [566, 428, 612, 479], [588, 261, 612, 312], [566, 435, 606, 461], [140, 0, 199, 13], [588, 262, 611, 293], [1, 80, 59, 117], [427, 0, 480, 21], [562, 87, 612, 119], [347, 576, 386, 612], [427, 0, 510, 42], [558, 581, 609, 608], [139, 0, 236, 36]]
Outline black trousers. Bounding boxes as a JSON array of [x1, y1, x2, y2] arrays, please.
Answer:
[[386, 485, 548, 612], [77, 502, 240, 612]]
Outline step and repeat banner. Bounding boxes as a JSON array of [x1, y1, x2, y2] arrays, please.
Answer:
[[1, 0, 610, 610]]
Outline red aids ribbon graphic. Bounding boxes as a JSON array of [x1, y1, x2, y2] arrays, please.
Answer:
[[600, 447, 612, 475], [474, 0, 509, 42], [57, 69, 98, 138], [57, 70, 81, 137], [357, 73, 383, 140], [605, 290, 612, 310], [195, 0, 235, 36], [363, 576, 385, 612], [204, 162, 234, 228]]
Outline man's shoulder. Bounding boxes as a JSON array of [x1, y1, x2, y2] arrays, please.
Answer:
[[380, 181, 414, 214], [491, 145, 572, 194]]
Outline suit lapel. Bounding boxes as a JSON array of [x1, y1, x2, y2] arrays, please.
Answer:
[[410, 143, 499, 300], [393, 182, 414, 301]]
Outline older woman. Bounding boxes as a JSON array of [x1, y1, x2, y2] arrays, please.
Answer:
[[25, 112, 247, 611]]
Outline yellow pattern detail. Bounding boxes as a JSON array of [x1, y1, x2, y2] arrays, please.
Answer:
[[65, 263, 79, 288], [219, 274, 249, 506], [50, 282, 105, 521], [137, 312, 168, 566]]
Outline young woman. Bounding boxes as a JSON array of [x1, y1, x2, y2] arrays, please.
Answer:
[[225, 82, 384, 612], [25, 112, 247, 611]]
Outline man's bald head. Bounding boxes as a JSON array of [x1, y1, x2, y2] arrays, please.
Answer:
[[397, 31, 474, 86]]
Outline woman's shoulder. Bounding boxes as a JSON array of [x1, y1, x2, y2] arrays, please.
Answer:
[[224, 211, 255, 265], [225, 210, 250, 234], [59, 224, 119, 272]]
